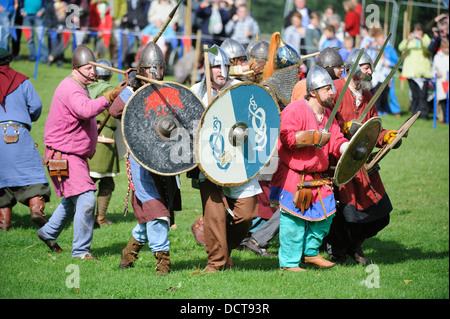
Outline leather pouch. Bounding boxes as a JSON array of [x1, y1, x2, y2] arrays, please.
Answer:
[[292, 174, 312, 213], [3, 124, 19, 144], [43, 150, 69, 181]]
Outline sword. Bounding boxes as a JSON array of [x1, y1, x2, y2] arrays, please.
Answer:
[[323, 48, 366, 133], [357, 50, 408, 123], [372, 32, 392, 69]]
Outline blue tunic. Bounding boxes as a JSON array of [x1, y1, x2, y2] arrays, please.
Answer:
[[120, 87, 161, 203], [0, 79, 48, 188]]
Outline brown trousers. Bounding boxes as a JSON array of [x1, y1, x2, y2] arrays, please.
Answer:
[[199, 179, 258, 270]]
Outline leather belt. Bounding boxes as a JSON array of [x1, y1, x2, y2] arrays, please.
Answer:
[[0, 121, 28, 129]]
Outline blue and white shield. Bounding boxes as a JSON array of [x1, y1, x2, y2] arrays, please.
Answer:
[[195, 82, 280, 186]]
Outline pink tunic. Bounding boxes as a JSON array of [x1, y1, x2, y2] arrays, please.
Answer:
[[44, 77, 109, 197]]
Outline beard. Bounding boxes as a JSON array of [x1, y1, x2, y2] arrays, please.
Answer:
[[322, 96, 335, 109], [354, 71, 372, 91], [213, 76, 227, 86], [355, 78, 372, 91]]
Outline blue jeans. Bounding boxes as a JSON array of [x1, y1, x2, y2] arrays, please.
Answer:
[[132, 219, 170, 252], [0, 10, 15, 50], [23, 14, 48, 62], [37, 191, 96, 257], [279, 211, 334, 268]]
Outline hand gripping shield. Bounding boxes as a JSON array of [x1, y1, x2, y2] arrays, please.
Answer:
[[365, 111, 420, 172], [195, 82, 280, 186], [334, 117, 382, 186], [122, 82, 205, 175]]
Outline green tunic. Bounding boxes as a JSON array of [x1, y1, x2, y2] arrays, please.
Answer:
[[87, 80, 120, 175]]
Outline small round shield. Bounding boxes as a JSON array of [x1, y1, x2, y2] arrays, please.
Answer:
[[365, 111, 420, 172], [122, 81, 205, 175], [195, 82, 280, 186], [334, 116, 382, 186]]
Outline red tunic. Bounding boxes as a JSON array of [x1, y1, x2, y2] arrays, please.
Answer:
[[331, 79, 392, 222], [270, 99, 348, 221], [344, 10, 360, 37]]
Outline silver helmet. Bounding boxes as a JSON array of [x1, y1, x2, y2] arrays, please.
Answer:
[[220, 38, 246, 61], [138, 41, 165, 69], [306, 65, 337, 94], [95, 59, 113, 77], [248, 40, 269, 62], [72, 45, 96, 69], [344, 49, 373, 73], [208, 44, 230, 78]]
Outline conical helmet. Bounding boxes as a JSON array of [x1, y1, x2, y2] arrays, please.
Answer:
[[248, 40, 269, 62], [95, 59, 113, 77], [316, 47, 344, 69], [306, 65, 337, 94], [344, 49, 373, 72], [72, 45, 96, 69], [220, 38, 246, 60], [275, 39, 302, 69], [138, 41, 165, 69], [207, 44, 230, 78]]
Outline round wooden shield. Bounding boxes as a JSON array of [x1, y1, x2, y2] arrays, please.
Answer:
[[334, 116, 382, 187], [365, 111, 420, 172], [195, 82, 280, 186], [122, 82, 205, 175]]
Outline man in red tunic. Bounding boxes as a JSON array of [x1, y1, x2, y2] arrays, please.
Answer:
[[325, 49, 399, 265], [269, 65, 349, 272]]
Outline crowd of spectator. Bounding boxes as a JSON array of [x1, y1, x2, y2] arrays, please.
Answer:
[[0, 0, 448, 120]]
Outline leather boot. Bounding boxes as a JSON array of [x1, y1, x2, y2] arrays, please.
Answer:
[[303, 254, 335, 268], [118, 237, 145, 269], [0, 207, 12, 231], [154, 251, 171, 275], [95, 190, 113, 228], [350, 241, 370, 265], [29, 196, 48, 227]]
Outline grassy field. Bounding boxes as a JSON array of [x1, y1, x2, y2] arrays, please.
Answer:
[[0, 55, 448, 305]]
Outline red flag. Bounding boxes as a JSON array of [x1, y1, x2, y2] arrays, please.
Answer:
[[102, 32, 111, 49], [22, 27, 32, 41], [442, 81, 449, 94], [181, 36, 191, 52], [62, 30, 72, 47], [399, 75, 407, 82]]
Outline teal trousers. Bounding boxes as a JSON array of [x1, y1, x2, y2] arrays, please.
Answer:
[[279, 211, 334, 268]]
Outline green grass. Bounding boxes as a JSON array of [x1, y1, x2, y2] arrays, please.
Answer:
[[1, 56, 448, 301]]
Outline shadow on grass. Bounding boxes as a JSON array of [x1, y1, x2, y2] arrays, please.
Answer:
[[365, 237, 449, 264]]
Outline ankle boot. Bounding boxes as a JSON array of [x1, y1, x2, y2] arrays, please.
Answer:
[[118, 237, 145, 269], [154, 251, 171, 275], [0, 207, 12, 231], [351, 241, 370, 265], [95, 190, 113, 227], [29, 196, 48, 227]]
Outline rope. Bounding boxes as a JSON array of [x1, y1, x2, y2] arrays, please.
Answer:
[[123, 153, 135, 216]]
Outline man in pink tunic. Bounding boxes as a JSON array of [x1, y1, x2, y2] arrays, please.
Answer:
[[37, 45, 120, 260]]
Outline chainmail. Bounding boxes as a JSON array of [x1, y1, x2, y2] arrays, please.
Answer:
[[261, 65, 299, 110]]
